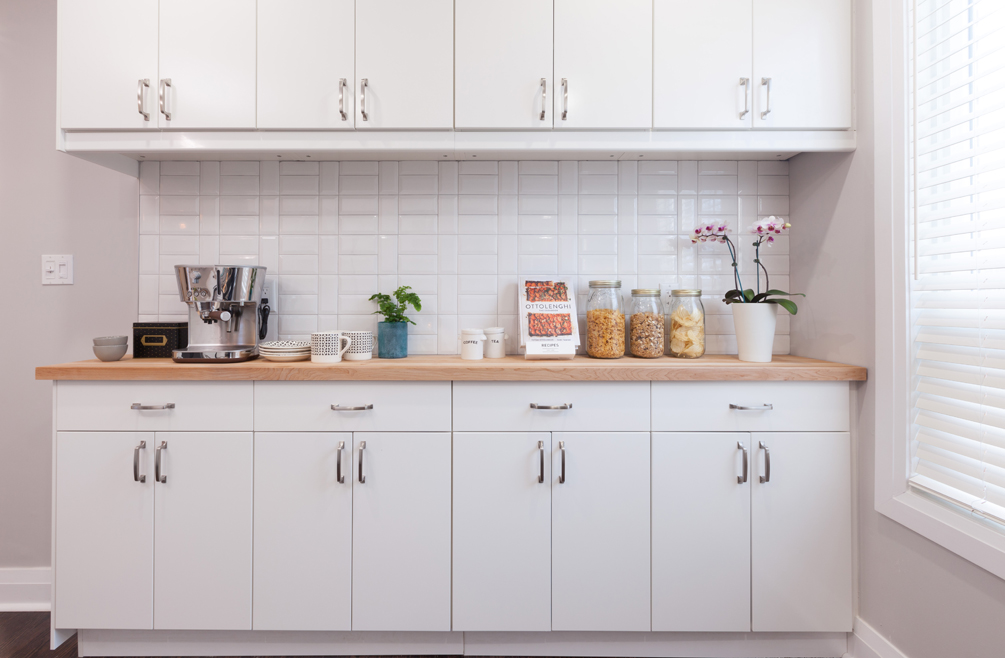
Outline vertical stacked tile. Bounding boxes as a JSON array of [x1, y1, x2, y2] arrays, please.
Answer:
[[139, 158, 791, 355]]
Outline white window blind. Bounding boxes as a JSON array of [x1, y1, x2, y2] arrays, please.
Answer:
[[909, 0, 1005, 523]]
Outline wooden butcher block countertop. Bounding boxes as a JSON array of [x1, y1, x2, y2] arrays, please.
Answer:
[[36, 354, 867, 382]]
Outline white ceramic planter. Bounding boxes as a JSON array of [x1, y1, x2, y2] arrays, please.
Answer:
[[731, 303, 777, 363]]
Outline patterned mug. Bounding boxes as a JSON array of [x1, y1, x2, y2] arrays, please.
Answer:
[[311, 331, 352, 364]]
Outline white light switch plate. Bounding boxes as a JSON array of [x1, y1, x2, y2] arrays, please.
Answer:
[[42, 254, 73, 285]]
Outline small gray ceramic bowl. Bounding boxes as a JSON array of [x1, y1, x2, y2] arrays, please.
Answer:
[[93, 344, 128, 361], [93, 336, 128, 346]]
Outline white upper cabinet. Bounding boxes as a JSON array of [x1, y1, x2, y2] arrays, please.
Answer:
[[554, 0, 653, 129], [59, 0, 159, 130], [653, 0, 753, 129], [455, 0, 553, 130], [752, 0, 852, 129], [258, 0, 355, 129], [355, 0, 454, 129], [158, 0, 257, 129]]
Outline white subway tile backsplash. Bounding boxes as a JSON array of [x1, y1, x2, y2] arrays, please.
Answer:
[[140, 159, 790, 354]]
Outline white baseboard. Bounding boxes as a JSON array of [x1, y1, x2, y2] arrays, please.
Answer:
[[848, 618, 909, 658], [0, 567, 51, 612]]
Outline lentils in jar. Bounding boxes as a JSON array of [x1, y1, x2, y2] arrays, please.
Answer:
[[586, 280, 625, 358], [629, 289, 665, 358]]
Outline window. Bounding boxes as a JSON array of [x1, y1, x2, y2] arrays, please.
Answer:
[[908, 0, 1005, 523]]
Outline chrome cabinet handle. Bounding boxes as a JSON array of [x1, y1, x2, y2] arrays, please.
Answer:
[[133, 441, 147, 483], [759, 441, 770, 483], [560, 78, 568, 120], [760, 77, 771, 119], [739, 77, 749, 119], [159, 78, 172, 121], [360, 78, 368, 121], [729, 403, 773, 411], [558, 441, 566, 483], [132, 403, 176, 410], [539, 78, 547, 120], [336, 440, 345, 484], [155, 441, 167, 484], [737, 441, 748, 484], [530, 403, 572, 410], [137, 78, 150, 120], [331, 404, 373, 411], [338, 78, 348, 121], [538, 440, 545, 483], [358, 441, 366, 484]]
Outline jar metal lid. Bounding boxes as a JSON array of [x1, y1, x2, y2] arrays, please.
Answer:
[[589, 280, 622, 288], [671, 289, 702, 296], [631, 289, 661, 296]]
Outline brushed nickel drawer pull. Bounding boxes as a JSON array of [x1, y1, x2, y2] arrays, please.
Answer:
[[133, 441, 147, 483], [137, 78, 150, 120], [530, 403, 572, 410], [331, 404, 373, 411], [538, 440, 545, 483], [559, 441, 566, 483], [539, 78, 547, 120], [159, 78, 172, 121], [132, 403, 176, 410], [360, 78, 369, 121], [739, 77, 749, 119], [338, 77, 348, 121], [155, 441, 167, 484], [358, 441, 366, 484], [336, 441, 345, 484], [759, 441, 771, 483], [737, 441, 748, 484], [729, 403, 772, 411]]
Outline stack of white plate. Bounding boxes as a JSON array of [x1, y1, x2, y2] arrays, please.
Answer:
[[258, 340, 311, 362]]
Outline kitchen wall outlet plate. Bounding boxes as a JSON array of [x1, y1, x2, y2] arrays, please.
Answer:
[[42, 255, 74, 285]]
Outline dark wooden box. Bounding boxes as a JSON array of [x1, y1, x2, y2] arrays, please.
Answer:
[[133, 322, 188, 358]]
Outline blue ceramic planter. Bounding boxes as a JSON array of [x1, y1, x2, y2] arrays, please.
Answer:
[[377, 321, 408, 358]]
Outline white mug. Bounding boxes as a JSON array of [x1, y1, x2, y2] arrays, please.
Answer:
[[311, 331, 352, 363], [460, 329, 488, 360], [343, 330, 374, 361], [484, 327, 507, 358]]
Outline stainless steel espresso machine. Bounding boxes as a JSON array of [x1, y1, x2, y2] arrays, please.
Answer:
[[173, 264, 267, 362]]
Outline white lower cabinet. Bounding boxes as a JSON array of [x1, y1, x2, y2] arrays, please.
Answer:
[[153, 432, 253, 630], [453, 433, 552, 631], [652, 433, 751, 632], [751, 432, 852, 632], [54, 432, 155, 630], [253, 432, 353, 631], [352, 432, 452, 631], [552, 432, 651, 631]]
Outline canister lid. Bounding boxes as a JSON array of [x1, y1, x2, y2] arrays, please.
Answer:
[[631, 289, 661, 296], [671, 289, 702, 296], [589, 280, 622, 288], [483, 326, 505, 334]]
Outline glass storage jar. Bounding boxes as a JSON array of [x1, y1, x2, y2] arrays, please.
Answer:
[[629, 289, 665, 358], [668, 289, 706, 358], [586, 280, 625, 358]]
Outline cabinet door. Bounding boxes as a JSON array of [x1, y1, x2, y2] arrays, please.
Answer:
[[554, 0, 652, 129], [552, 432, 650, 631], [652, 433, 751, 631], [59, 0, 159, 130], [153, 432, 253, 630], [455, 0, 553, 130], [253, 433, 353, 631], [752, 0, 852, 129], [158, 0, 257, 128], [54, 432, 154, 629], [654, 0, 752, 129], [258, 0, 355, 129], [453, 433, 551, 631], [352, 432, 451, 630], [752, 432, 852, 631], [355, 0, 453, 129]]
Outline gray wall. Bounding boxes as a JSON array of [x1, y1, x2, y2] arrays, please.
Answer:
[[789, 1, 1005, 656], [0, 0, 138, 567]]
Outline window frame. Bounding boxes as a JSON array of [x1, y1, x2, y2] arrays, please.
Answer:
[[874, 0, 1005, 580]]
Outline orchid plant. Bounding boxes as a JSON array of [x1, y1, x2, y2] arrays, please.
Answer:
[[691, 216, 804, 315]]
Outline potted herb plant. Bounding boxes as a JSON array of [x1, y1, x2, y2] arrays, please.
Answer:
[[369, 286, 422, 359], [692, 217, 803, 363]]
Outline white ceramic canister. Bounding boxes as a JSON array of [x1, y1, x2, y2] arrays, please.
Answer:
[[460, 328, 488, 360], [483, 326, 507, 358], [311, 331, 352, 363]]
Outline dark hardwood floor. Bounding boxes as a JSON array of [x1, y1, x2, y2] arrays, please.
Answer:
[[0, 612, 525, 658]]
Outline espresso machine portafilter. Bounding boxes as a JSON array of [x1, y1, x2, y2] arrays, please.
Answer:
[[173, 265, 267, 363]]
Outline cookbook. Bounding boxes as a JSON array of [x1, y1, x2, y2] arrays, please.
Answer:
[[518, 278, 579, 359]]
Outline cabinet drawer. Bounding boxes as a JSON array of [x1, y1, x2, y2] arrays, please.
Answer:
[[453, 382, 650, 432], [652, 382, 849, 432], [254, 381, 451, 432], [56, 382, 253, 432]]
